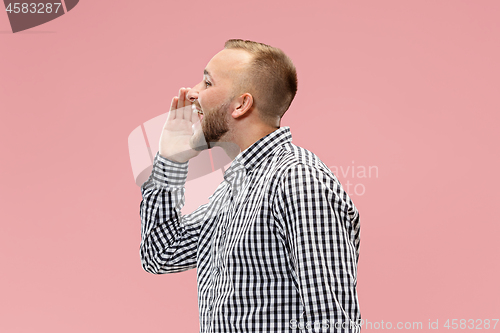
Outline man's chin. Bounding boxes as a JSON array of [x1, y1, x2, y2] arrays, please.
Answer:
[[190, 131, 211, 151]]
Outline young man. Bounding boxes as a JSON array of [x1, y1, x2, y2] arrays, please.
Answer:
[[140, 39, 361, 333]]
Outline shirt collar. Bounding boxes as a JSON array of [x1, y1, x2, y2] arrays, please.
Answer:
[[224, 126, 292, 182]]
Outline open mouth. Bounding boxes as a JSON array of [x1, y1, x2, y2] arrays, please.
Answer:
[[196, 108, 204, 120]]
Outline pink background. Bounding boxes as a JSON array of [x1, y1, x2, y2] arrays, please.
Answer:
[[1, 0, 499, 332]]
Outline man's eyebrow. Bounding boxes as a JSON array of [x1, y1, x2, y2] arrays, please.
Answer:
[[204, 69, 214, 82]]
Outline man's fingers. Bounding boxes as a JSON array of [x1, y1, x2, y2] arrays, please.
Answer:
[[175, 88, 181, 111], [185, 87, 192, 106], [177, 87, 187, 111], [181, 103, 193, 120], [191, 104, 199, 124], [192, 115, 203, 140], [170, 88, 195, 121], [167, 97, 178, 123], [169, 96, 178, 113]]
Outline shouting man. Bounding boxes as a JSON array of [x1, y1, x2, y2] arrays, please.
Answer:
[[140, 39, 361, 333]]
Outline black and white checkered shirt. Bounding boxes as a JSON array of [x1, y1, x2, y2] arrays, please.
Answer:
[[140, 126, 361, 333]]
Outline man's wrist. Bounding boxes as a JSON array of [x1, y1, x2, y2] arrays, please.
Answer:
[[151, 151, 189, 187]]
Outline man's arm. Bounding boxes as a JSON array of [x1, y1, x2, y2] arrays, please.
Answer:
[[140, 87, 208, 274], [275, 163, 361, 332], [140, 151, 209, 274]]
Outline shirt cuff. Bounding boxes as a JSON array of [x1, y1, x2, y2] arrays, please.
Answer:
[[150, 151, 189, 188]]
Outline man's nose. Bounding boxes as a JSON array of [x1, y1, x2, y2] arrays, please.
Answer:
[[186, 85, 199, 102]]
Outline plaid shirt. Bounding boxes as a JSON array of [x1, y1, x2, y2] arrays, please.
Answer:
[[140, 126, 361, 333]]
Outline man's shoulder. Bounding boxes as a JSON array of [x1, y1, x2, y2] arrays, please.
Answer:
[[277, 142, 331, 174], [272, 142, 360, 219], [271, 141, 337, 182]]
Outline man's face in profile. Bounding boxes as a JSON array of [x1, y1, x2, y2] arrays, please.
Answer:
[[187, 49, 252, 150]]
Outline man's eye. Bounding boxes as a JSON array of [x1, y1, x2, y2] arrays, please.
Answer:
[[205, 80, 212, 87]]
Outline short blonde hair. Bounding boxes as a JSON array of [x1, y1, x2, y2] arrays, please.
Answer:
[[224, 39, 298, 125]]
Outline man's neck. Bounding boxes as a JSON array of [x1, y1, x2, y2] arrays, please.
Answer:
[[215, 125, 280, 160]]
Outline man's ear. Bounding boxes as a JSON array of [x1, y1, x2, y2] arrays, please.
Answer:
[[231, 93, 253, 119]]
